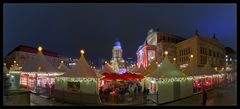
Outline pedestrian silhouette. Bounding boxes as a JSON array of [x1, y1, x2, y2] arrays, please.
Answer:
[[202, 83, 207, 106]]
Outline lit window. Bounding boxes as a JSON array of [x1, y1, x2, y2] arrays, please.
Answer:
[[230, 58, 232, 61]]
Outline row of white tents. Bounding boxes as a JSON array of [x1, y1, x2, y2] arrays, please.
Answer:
[[4, 46, 234, 105]]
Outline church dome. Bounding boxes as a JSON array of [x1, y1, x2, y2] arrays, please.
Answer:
[[114, 41, 121, 47]]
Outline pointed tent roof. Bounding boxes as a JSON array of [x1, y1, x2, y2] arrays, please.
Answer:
[[61, 50, 97, 78], [130, 65, 138, 72], [10, 64, 22, 71], [201, 61, 219, 75], [142, 60, 157, 76], [4, 64, 9, 75], [57, 61, 70, 72], [22, 46, 63, 73], [99, 63, 116, 74], [148, 56, 185, 78], [182, 60, 204, 76], [134, 64, 146, 74]]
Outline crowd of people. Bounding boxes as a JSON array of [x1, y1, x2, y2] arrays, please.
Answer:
[[99, 80, 149, 97], [99, 80, 150, 103]]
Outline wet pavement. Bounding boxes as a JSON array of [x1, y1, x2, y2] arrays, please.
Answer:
[[162, 81, 237, 106], [28, 81, 236, 106]]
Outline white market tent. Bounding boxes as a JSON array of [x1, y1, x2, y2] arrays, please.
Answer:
[[148, 55, 185, 78], [57, 61, 70, 73], [20, 46, 64, 95], [60, 52, 97, 78], [141, 60, 157, 76], [182, 61, 203, 77], [98, 63, 116, 74], [22, 50, 63, 74], [54, 50, 100, 104], [3, 64, 9, 75], [134, 64, 146, 74], [201, 61, 220, 75], [146, 55, 192, 104]]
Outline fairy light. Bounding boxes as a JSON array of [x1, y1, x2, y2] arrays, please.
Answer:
[[164, 51, 168, 55], [80, 49, 85, 54], [38, 46, 43, 52]]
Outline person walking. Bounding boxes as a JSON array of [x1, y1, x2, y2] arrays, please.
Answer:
[[202, 82, 207, 106]]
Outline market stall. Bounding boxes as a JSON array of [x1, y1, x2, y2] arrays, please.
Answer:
[[133, 64, 146, 75], [146, 51, 191, 104], [57, 61, 70, 73], [54, 49, 99, 104], [8, 61, 22, 89], [20, 46, 64, 98]]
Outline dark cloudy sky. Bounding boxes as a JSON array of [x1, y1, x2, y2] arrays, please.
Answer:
[[3, 3, 237, 64]]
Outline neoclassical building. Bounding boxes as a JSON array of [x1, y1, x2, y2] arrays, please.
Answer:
[[136, 29, 185, 68], [137, 29, 226, 70], [176, 31, 225, 69], [110, 40, 126, 73]]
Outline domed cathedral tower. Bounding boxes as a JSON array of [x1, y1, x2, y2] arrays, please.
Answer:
[[110, 39, 126, 73], [112, 40, 123, 60]]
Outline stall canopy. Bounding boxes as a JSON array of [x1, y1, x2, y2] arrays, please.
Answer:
[[57, 61, 70, 73], [21, 47, 64, 74], [61, 51, 97, 78], [99, 63, 116, 74], [182, 60, 204, 76], [4, 64, 9, 75], [148, 56, 185, 78], [201, 61, 219, 75], [141, 60, 157, 76], [134, 64, 146, 74]]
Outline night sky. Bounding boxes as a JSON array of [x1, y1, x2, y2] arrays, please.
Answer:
[[3, 3, 237, 65]]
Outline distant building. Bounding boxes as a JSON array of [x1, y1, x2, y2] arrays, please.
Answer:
[[225, 47, 237, 71], [59, 56, 78, 69], [176, 32, 225, 69], [136, 29, 226, 70], [4, 45, 60, 69], [110, 40, 126, 73], [136, 29, 185, 68]]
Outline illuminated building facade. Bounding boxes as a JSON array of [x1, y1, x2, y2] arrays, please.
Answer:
[[225, 47, 237, 72], [136, 29, 185, 68], [110, 40, 126, 73], [4, 45, 60, 69], [176, 31, 226, 69]]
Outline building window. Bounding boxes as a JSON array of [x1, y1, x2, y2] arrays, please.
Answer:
[[213, 51, 215, 57], [200, 56, 202, 64], [163, 36, 165, 41], [209, 50, 212, 56], [172, 38, 174, 43], [168, 37, 170, 42]]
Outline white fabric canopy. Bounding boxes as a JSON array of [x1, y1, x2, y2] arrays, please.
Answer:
[[201, 61, 219, 75], [4, 65, 9, 75], [61, 53, 97, 78], [134, 64, 146, 74], [141, 60, 157, 76], [99, 63, 116, 74], [148, 56, 185, 78], [57, 63, 70, 72], [182, 60, 204, 76], [10, 64, 22, 71], [22, 52, 63, 74]]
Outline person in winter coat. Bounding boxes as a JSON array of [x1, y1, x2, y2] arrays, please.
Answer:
[[202, 83, 207, 105]]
